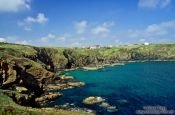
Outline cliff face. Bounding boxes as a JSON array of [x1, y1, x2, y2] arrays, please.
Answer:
[[0, 43, 175, 97]]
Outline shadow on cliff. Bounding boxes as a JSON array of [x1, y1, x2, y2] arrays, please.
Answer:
[[2, 65, 43, 97]]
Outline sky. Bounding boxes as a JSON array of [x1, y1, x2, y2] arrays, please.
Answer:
[[0, 0, 175, 47]]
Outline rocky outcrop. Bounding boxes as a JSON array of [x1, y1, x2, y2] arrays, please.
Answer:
[[35, 93, 62, 104], [60, 76, 73, 80], [15, 86, 28, 94], [1, 89, 36, 107]]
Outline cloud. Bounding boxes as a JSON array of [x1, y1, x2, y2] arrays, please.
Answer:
[[0, 37, 6, 42], [15, 40, 31, 45], [24, 26, 32, 31], [91, 22, 114, 37], [0, 0, 31, 12], [115, 39, 120, 43], [24, 13, 48, 24], [128, 19, 175, 40], [41, 33, 55, 42], [3, 36, 32, 45], [138, 0, 171, 8], [18, 13, 48, 31], [57, 33, 71, 41], [139, 39, 146, 42], [70, 42, 81, 47], [75, 20, 87, 34], [92, 26, 109, 35]]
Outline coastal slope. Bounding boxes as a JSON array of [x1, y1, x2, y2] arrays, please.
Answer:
[[0, 42, 175, 114]]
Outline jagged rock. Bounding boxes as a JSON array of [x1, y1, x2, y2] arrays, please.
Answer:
[[35, 93, 62, 103], [83, 96, 105, 105], [46, 84, 63, 91], [15, 86, 28, 94]]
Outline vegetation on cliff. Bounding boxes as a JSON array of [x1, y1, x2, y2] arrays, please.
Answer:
[[0, 42, 175, 114], [0, 94, 91, 115]]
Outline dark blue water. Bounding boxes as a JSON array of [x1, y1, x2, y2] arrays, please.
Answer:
[[49, 62, 175, 115]]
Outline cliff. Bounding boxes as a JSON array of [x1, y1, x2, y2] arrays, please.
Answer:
[[1, 43, 175, 92], [0, 42, 175, 114]]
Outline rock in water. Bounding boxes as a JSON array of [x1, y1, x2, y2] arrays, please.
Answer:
[[99, 102, 111, 108], [117, 99, 129, 105], [83, 96, 105, 105]]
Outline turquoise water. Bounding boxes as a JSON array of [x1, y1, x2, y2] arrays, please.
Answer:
[[49, 62, 175, 114]]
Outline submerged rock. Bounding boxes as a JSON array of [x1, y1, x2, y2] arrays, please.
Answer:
[[107, 106, 118, 112], [83, 96, 105, 105], [67, 82, 85, 87], [99, 102, 111, 108], [117, 99, 129, 105]]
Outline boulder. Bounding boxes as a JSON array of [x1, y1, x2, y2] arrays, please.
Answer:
[[15, 86, 28, 94], [83, 96, 105, 105]]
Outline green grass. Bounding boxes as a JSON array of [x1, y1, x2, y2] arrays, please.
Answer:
[[0, 94, 93, 115]]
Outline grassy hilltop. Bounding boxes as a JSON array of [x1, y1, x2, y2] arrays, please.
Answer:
[[0, 42, 175, 114], [1, 42, 175, 69]]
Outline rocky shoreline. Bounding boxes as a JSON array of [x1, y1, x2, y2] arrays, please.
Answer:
[[1, 58, 174, 113], [1, 42, 175, 114]]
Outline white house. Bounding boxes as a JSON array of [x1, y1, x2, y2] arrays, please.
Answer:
[[144, 42, 149, 45], [89, 45, 101, 49]]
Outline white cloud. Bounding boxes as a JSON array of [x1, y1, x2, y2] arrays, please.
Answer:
[[4, 36, 32, 45], [139, 39, 146, 42], [41, 33, 55, 42], [128, 19, 175, 39], [0, 37, 6, 42], [24, 13, 48, 24], [24, 26, 32, 31], [92, 26, 109, 35], [70, 42, 81, 47], [18, 13, 48, 31], [138, 0, 171, 8], [57, 33, 71, 41], [15, 40, 30, 45], [0, 0, 31, 12], [75, 20, 87, 34], [91, 22, 114, 37]]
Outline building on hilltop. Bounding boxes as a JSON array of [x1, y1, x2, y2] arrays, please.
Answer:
[[89, 45, 101, 49], [144, 42, 149, 45]]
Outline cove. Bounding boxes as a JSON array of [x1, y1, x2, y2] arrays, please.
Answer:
[[48, 62, 175, 115]]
